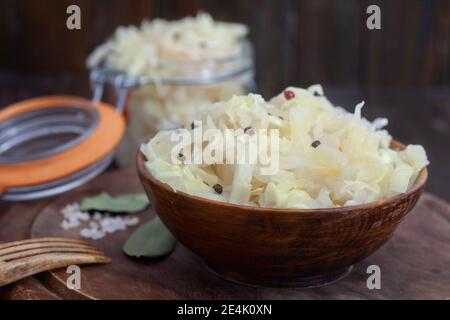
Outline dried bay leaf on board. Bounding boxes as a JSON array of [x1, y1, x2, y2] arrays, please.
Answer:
[[80, 192, 150, 213], [123, 216, 176, 258]]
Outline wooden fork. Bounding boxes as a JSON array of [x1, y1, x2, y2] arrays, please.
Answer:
[[0, 237, 111, 287]]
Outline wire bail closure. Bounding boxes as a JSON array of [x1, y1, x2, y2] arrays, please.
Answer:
[[90, 69, 129, 114]]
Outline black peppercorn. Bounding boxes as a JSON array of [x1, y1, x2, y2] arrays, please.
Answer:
[[212, 184, 223, 194], [244, 126, 255, 136], [177, 151, 185, 161], [311, 140, 321, 148], [173, 32, 181, 41]]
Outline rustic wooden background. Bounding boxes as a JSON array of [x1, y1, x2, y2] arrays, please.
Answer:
[[0, 0, 449, 95]]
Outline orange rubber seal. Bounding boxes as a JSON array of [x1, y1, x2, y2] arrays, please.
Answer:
[[0, 96, 125, 194]]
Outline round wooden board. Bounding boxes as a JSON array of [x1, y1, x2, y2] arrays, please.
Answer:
[[3, 169, 450, 299]]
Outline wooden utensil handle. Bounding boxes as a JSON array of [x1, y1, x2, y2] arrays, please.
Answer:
[[0, 253, 110, 287]]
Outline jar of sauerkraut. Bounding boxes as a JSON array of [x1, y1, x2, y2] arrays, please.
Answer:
[[87, 14, 255, 166]]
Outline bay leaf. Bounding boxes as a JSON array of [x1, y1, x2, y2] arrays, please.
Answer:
[[80, 192, 150, 213], [123, 216, 176, 258]]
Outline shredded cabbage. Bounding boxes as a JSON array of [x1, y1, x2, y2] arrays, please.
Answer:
[[87, 12, 248, 77], [141, 85, 429, 208], [87, 13, 251, 167]]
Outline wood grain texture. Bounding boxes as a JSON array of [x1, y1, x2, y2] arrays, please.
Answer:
[[0, 200, 63, 299], [0, 0, 448, 94], [0, 238, 110, 287], [136, 142, 428, 287], [0, 168, 444, 299]]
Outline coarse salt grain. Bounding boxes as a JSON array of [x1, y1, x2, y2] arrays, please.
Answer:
[[93, 212, 103, 221], [124, 217, 139, 226], [60, 203, 140, 240], [61, 219, 80, 230]]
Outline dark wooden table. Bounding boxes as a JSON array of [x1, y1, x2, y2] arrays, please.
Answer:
[[1, 169, 449, 300]]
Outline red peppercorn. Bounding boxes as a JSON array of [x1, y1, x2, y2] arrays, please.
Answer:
[[283, 90, 295, 100]]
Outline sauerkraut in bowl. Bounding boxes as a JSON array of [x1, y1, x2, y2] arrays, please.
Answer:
[[140, 85, 429, 209]]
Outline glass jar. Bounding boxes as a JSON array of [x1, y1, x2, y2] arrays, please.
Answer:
[[89, 40, 255, 167]]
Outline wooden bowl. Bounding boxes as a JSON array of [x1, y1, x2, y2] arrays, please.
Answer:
[[136, 141, 428, 287]]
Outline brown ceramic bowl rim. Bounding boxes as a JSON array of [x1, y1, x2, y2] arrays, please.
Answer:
[[136, 140, 428, 214]]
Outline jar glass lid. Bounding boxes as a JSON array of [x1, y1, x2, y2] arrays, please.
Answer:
[[0, 96, 125, 201], [0, 104, 99, 164]]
